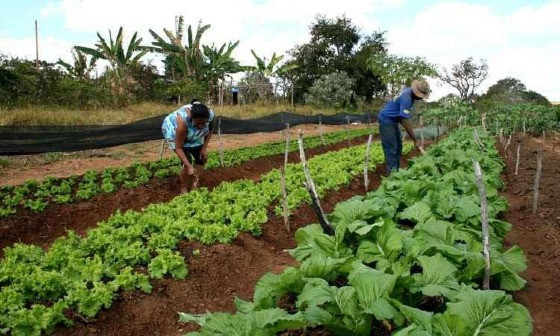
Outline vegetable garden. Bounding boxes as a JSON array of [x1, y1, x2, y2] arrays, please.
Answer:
[[1, 119, 559, 336]]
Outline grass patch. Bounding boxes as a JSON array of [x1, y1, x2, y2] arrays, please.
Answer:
[[0, 157, 13, 168], [0, 102, 353, 126]]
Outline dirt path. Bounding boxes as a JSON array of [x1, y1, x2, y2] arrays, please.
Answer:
[[500, 134, 560, 336], [0, 135, 375, 254], [52, 148, 420, 336], [0, 124, 354, 186]]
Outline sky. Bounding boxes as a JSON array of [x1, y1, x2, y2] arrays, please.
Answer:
[[0, 0, 558, 101]]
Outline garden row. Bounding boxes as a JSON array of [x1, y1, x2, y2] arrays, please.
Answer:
[[0, 137, 408, 335], [423, 102, 559, 134], [0, 127, 373, 217], [182, 128, 533, 336]]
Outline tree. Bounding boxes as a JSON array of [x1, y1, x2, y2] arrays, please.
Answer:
[[351, 32, 388, 102], [481, 77, 550, 106], [484, 77, 526, 103], [245, 50, 298, 100], [57, 48, 97, 80], [523, 90, 550, 106], [76, 27, 148, 94], [368, 53, 437, 97], [438, 57, 489, 101], [148, 18, 210, 81], [288, 15, 385, 102], [305, 71, 355, 108]]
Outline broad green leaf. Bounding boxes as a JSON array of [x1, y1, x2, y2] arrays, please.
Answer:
[[411, 254, 460, 299], [398, 202, 433, 225], [436, 286, 533, 336]]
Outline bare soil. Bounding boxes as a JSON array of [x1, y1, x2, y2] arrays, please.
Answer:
[[500, 133, 560, 336], [0, 124, 352, 186], [51, 148, 419, 336], [0, 134, 374, 254]]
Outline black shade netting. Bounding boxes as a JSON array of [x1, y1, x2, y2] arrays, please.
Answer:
[[0, 111, 375, 155]]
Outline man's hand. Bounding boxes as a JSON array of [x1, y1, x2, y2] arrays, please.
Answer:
[[413, 140, 426, 154]]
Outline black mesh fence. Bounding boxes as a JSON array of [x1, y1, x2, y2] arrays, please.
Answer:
[[0, 111, 375, 155]]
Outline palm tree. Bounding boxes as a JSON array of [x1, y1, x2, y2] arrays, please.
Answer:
[[57, 48, 97, 80], [76, 27, 148, 92]]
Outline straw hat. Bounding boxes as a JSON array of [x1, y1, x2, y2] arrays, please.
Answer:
[[411, 79, 431, 99]]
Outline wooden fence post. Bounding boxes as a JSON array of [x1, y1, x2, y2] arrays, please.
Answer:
[[298, 131, 333, 235], [280, 166, 290, 232], [364, 132, 373, 192], [532, 150, 543, 214], [515, 140, 521, 176], [284, 123, 290, 169], [346, 116, 351, 146], [218, 117, 224, 167], [472, 160, 491, 290], [159, 139, 165, 159], [319, 116, 325, 146]]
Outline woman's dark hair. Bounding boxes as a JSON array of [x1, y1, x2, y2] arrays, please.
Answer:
[[190, 101, 210, 119]]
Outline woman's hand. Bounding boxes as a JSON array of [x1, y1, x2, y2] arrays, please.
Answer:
[[185, 162, 196, 175], [200, 147, 208, 163]]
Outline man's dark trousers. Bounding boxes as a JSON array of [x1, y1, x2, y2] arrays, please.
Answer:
[[379, 122, 402, 173]]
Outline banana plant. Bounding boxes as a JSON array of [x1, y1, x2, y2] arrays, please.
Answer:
[[247, 50, 298, 77], [57, 48, 97, 80], [148, 17, 210, 81], [75, 27, 148, 91]]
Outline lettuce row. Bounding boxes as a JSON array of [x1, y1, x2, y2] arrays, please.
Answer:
[[182, 128, 532, 336], [0, 127, 374, 217], [0, 138, 397, 336]]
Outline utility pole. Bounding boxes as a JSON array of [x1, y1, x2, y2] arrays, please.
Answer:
[[35, 20, 39, 70]]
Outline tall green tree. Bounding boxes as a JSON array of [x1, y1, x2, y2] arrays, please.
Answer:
[[368, 53, 437, 97], [287, 15, 386, 103]]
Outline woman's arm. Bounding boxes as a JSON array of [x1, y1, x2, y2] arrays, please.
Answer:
[[175, 114, 195, 173]]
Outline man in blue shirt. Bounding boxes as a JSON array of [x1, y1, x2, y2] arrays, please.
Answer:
[[377, 79, 430, 172]]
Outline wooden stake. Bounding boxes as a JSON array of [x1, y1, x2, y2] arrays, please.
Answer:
[[298, 131, 333, 235], [504, 134, 513, 160], [532, 151, 543, 214], [319, 116, 325, 146], [515, 140, 521, 176], [473, 129, 484, 149], [346, 116, 351, 146], [472, 160, 491, 290], [522, 119, 526, 134], [218, 117, 224, 167], [481, 113, 487, 131], [280, 166, 290, 232], [542, 130, 546, 142], [284, 123, 290, 169], [420, 116, 424, 147], [159, 139, 165, 159], [364, 133, 373, 192]]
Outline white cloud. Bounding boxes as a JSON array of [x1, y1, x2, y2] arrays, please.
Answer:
[[35, 0, 399, 66], [0, 36, 74, 63], [387, 0, 560, 101], [4, 0, 558, 101]]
